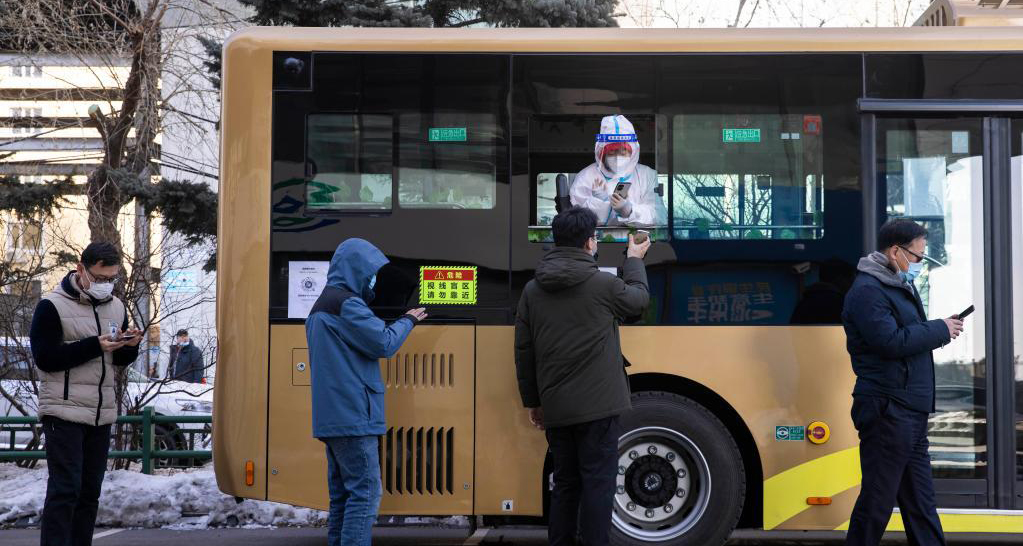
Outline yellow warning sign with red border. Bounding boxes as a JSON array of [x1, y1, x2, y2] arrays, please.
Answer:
[[419, 266, 477, 305]]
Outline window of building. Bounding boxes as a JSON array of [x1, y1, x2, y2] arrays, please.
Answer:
[[8, 222, 43, 253], [9, 107, 43, 135], [9, 65, 42, 77]]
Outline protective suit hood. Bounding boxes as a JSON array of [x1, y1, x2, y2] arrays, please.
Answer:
[[595, 115, 640, 181], [327, 238, 388, 302]]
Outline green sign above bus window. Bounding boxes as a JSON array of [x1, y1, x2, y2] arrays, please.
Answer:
[[722, 128, 761, 143], [429, 127, 467, 142]]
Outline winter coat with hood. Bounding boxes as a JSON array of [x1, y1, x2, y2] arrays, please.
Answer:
[[515, 247, 649, 428], [29, 272, 139, 426], [306, 239, 418, 438], [841, 251, 951, 413]]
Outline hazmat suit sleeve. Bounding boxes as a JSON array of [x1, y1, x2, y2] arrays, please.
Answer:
[[615, 167, 667, 227], [569, 165, 614, 225]]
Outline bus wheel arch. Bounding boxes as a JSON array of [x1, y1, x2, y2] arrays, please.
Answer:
[[627, 373, 763, 531], [536, 373, 764, 541]]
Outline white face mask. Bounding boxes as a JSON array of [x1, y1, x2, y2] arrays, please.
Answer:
[[605, 155, 628, 173], [368, 274, 377, 289], [82, 270, 114, 300]]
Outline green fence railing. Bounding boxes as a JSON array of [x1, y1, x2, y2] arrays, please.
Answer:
[[0, 406, 211, 474]]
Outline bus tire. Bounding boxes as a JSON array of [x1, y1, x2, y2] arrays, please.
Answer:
[[610, 391, 745, 546]]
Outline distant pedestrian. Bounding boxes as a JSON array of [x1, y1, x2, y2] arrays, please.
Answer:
[[29, 242, 142, 546], [843, 219, 964, 546], [168, 329, 204, 383], [514, 207, 651, 546], [306, 238, 427, 546]]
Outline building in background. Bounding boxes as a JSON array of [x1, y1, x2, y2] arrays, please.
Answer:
[[0, 54, 143, 341]]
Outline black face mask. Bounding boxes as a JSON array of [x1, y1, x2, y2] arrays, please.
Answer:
[[592, 251, 599, 262]]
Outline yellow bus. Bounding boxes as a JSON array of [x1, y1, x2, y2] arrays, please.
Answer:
[[215, 25, 1023, 545]]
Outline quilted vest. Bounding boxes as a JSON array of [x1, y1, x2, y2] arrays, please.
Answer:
[[38, 280, 125, 426]]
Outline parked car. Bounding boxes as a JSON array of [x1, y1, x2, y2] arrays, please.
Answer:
[[0, 337, 213, 459]]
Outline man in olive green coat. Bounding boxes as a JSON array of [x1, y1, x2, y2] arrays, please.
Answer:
[[515, 206, 650, 546]]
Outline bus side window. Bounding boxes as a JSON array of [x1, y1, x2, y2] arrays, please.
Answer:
[[306, 114, 394, 213]]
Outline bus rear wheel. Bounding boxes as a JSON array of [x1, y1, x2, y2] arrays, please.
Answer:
[[611, 391, 745, 546]]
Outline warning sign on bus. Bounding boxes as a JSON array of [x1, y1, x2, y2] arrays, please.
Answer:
[[419, 266, 477, 305]]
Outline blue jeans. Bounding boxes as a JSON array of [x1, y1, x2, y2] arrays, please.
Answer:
[[323, 436, 382, 546]]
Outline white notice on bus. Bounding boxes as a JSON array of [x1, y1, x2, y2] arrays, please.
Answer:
[[288, 261, 329, 319]]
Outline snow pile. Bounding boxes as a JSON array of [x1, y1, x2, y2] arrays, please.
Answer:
[[0, 463, 326, 528], [0, 464, 44, 525]]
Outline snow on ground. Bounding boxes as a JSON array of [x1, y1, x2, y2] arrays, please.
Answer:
[[0, 463, 326, 529]]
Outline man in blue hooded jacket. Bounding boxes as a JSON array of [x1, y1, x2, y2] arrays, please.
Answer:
[[306, 239, 427, 546]]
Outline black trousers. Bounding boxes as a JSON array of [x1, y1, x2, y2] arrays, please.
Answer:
[[40, 416, 111, 546], [545, 416, 619, 546], [846, 396, 945, 546]]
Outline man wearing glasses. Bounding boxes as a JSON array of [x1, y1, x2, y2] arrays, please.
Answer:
[[842, 219, 964, 546], [29, 242, 142, 545]]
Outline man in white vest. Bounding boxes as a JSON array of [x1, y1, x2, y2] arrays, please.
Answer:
[[29, 242, 142, 545]]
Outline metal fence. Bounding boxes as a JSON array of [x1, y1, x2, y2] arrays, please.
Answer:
[[0, 406, 211, 474]]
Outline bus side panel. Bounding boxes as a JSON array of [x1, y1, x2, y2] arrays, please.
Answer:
[[266, 324, 476, 515], [474, 326, 548, 516], [214, 32, 273, 500], [620, 325, 858, 531]]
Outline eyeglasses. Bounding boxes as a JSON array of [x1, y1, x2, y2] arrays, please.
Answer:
[[898, 246, 945, 267], [85, 269, 120, 284]]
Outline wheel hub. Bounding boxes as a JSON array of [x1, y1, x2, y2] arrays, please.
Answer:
[[612, 427, 713, 542], [625, 455, 678, 508]]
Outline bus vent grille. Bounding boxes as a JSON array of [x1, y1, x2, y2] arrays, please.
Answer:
[[381, 427, 454, 495], [384, 353, 455, 388]]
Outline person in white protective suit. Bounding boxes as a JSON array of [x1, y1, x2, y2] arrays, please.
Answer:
[[570, 115, 668, 227]]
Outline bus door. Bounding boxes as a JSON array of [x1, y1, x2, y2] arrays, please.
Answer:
[[267, 52, 511, 513], [863, 99, 1022, 511]]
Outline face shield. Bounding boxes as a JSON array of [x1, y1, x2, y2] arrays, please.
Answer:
[[595, 115, 640, 180]]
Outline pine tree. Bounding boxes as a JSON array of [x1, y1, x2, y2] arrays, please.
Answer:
[[201, 1, 617, 87], [237, 0, 618, 28]]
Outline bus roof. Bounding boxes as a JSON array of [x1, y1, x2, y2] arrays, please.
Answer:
[[225, 26, 1023, 55]]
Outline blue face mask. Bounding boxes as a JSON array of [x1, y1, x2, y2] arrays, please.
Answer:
[[901, 261, 924, 284]]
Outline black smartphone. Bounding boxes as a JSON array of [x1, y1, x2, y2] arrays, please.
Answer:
[[958, 305, 974, 319]]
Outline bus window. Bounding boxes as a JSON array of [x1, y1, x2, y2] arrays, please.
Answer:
[[528, 115, 669, 242], [672, 114, 824, 240], [397, 113, 497, 210], [306, 114, 393, 212], [879, 118, 986, 480]]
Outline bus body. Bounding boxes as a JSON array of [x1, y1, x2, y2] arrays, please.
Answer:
[[215, 26, 1023, 543]]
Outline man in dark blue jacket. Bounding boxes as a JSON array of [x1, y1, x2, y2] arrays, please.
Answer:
[[842, 219, 963, 546], [306, 239, 427, 546]]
